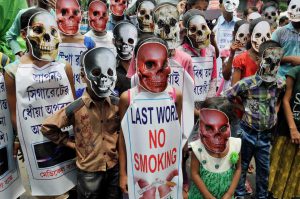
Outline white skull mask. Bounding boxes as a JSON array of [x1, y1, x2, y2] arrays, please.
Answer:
[[247, 12, 261, 22], [263, 6, 278, 23], [287, 0, 300, 22], [27, 12, 61, 61], [113, 22, 138, 60], [137, 1, 155, 33], [251, 21, 271, 52], [153, 3, 180, 49], [223, 0, 239, 13], [83, 48, 117, 98], [258, 47, 283, 83], [235, 23, 249, 49], [187, 15, 211, 49]]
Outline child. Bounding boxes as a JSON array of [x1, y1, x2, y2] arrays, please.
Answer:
[[186, 0, 209, 11], [85, 0, 116, 53], [136, 0, 156, 35], [189, 97, 241, 199], [107, 0, 129, 30], [225, 40, 285, 198], [231, 18, 271, 85], [4, 9, 76, 196], [41, 47, 121, 199], [56, 0, 95, 98]]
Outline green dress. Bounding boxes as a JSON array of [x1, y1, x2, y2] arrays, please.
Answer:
[[188, 137, 241, 199]]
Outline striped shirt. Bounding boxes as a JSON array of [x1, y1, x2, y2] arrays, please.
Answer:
[[224, 75, 285, 131]]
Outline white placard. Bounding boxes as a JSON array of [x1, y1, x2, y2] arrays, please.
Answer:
[[122, 88, 183, 199], [15, 62, 76, 196], [192, 56, 214, 102], [0, 74, 25, 199], [58, 43, 87, 98]]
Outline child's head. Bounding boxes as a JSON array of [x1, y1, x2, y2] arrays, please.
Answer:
[[262, 1, 279, 23], [199, 97, 238, 154], [219, 0, 239, 16], [279, 16, 289, 27], [136, 0, 156, 33], [21, 10, 61, 61], [257, 40, 283, 83], [243, 6, 258, 19], [246, 12, 261, 22], [81, 47, 117, 98], [183, 9, 211, 49], [134, 36, 170, 93], [249, 18, 271, 53], [88, 0, 109, 33], [186, 0, 209, 11], [233, 20, 250, 50], [56, 0, 82, 35], [113, 21, 138, 60], [110, 0, 129, 16], [287, 0, 300, 25]]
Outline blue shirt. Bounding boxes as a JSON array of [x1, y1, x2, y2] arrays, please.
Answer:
[[272, 23, 300, 79]]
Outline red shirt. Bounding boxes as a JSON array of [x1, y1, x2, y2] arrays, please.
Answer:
[[233, 51, 258, 79]]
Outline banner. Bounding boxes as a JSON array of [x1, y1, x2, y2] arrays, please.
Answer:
[[0, 74, 25, 199], [58, 43, 87, 97], [15, 63, 76, 196], [192, 56, 214, 102], [122, 88, 183, 199]]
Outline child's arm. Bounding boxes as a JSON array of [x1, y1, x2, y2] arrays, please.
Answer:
[[222, 153, 242, 199], [231, 68, 242, 86], [190, 152, 216, 199], [283, 77, 300, 144], [65, 62, 76, 99], [119, 90, 130, 193]]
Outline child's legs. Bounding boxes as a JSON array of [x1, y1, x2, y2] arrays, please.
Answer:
[[77, 169, 104, 199], [103, 164, 122, 199], [254, 131, 272, 199], [235, 124, 256, 196]]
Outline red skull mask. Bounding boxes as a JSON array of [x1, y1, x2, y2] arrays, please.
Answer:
[[88, 1, 108, 32], [56, 0, 82, 35], [110, 0, 128, 16], [199, 109, 230, 154], [136, 42, 170, 93]]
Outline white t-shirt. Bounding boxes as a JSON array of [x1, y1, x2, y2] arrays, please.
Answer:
[[85, 30, 117, 55]]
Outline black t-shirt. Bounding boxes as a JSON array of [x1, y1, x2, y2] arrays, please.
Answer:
[[114, 60, 131, 97]]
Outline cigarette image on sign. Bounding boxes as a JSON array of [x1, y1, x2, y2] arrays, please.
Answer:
[[0, 146, 8, 176]]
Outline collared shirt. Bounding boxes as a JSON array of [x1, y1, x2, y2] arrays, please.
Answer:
[[224, 75, 285, 131], [41, 91, 120, 172], [272, 23, 300, 78]]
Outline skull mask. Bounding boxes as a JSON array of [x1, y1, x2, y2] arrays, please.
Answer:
[[83, 47, 117, 98], [262, 6, 278, 23], [258, 47, 283, 83], [187, 15, 211, 49], [153, 3, 180, 49], [110, 0, 128, 16], [88, 1, 108, 32], [235, 23, 250, 50], [223, 0, 239, 13], [251, 21, 271, 52], [27, 12, 61, 61], [247, 12, 261, 22], [137, 42, 171, 93], [137, 1, 156, 33], [199, 109, 231, 154], [287, 0, 300, 22], [56, 0, 82, 35], [113, 22, 138, 60]]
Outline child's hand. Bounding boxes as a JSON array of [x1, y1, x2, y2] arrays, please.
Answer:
[[221, 192, 233, 199], [120, 174, 128, 193], [290, 128, 300, 144], [66, 140, 75, 149], [230, 42, 242, 53], [283, 56, 300, 66]]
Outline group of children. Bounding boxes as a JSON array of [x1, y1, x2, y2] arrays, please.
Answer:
[[0, 0, 300, 199]]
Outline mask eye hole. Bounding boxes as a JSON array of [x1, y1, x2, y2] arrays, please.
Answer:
[[140, 9, 146, 15], [291, 5, 296, 9], [74, 9, 80, 16], [157, 20, 164, 28], [170, 18, 177, 27], [33, 26, 43, 34], [145, 61, 154, 69], [267, 33, 271, 38], [107, 68, 114, 76], [255, 33, 261, 38], [189, 26, 197, 33], [271, 12, 276, 16], [239, 33, 244, 38], [205, 125, 213, 131], [128, 38, 134, 44], [219, 125, 228, 133], [51, 28, 58, 37], [91, 68, 101, 77], [61, 9, 67, 16], [93, 11, 98, 16], [115, 0, 119, 3]]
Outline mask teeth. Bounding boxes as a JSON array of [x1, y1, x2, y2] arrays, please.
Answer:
[[39, 45, 55, 51]]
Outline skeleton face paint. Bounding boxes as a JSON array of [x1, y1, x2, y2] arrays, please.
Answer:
[[137, 42, 170, 93], [262, 6, 278, 23], [287, 0, 300, 22], [113, 22, 138, 60], [110, 0, 128, 16], [88, 1, 108, 32], [137, 1, 155, 33], [251, 21, 271, 52], [83, 47, 117, 98], [199, 109, 230, 154], [187, 15, 211, 49], [27, 12, 61, 61], [56, 0, 82, 35], [235, 23, 249, 49], [223, 0, 239, 13], [247, 12, 261, 22], [258, 47, 283, 83], [153, 4, 180, 49]]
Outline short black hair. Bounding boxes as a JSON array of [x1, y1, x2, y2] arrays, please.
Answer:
[[243, 6, 258, 17], [219, 0, 223, 4], [186, 0, 209, 7], [135, 0, 156, 13], [279, 16, 289, 24], [258, 40, 281, 57], [134, 35, 169, 57], [20, 8, 46, 30], [233, 20, 249, 34]]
